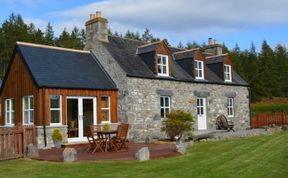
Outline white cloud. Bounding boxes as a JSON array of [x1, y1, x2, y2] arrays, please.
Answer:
[[49, 0, 288, 45], [24, 17, 48, 31]]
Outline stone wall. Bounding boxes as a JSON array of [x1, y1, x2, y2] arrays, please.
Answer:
[[90, 42, 129, 123], [36, 125, 67, 148], [122, 77, 250, 142], [89, 42, 250, 143]]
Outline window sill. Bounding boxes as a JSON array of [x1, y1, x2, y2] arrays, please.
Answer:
[[101, 121, 111, 124], [50, 123, 62, 127], [5, 124, 14, 127]]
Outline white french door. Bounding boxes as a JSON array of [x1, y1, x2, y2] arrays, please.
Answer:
[[67, 97, 96, 142], [197, 97, 207, 130]]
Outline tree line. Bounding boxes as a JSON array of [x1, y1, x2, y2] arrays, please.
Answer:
[[0, 13, 287, 102]]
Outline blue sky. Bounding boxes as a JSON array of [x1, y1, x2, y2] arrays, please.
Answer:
[[0, 0, 287, 51]]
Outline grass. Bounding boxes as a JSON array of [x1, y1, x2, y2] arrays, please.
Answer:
[[0, 132, 287, 178]]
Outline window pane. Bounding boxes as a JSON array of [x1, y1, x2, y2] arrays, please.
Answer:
[[199, 70, 202, 77], [50, 95, 60, 108], [161, 108, 165, 118], [6, 100, 10, 110], [163, 66, 167, 74], [6, 112, 10, 124], [51, 110, 60, 123], [201, 108, 204, 115], [165, 97, 169, 107], [24, 97, 29, 109], [11, 112, 14, 124], [30, 97, 34, 109], [157, 56, 161, 64], [30, 111, 34, 123], [101, 97, 109, 108], [162, 57, 166, 65], [160, 97, 164, 107], [158, 65, 162, 73], [197, 108, 200, 115], [24, 111, 29, 124], [11, 99, 14, 110], [101, 110, 109, 122], [165, 108, 170, 114]]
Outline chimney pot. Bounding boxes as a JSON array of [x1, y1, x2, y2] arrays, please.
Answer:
[[90, 14, 95, 20], [96, 11, 102, 18], [208, 38, 213, 45]]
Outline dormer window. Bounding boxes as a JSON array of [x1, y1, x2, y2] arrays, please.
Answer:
[[157, 54, 169, 77], [224, 64, 232, 82], [195, 60, 204, 80]]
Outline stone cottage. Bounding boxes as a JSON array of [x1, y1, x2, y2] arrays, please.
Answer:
[[0, 11, 250, 147], [85, 12, 250, 141]]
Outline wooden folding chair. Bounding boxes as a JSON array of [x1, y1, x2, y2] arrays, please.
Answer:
[[113, 123, 129, 151], [216, 114, 235, 132], [86, 125, 104, 153]]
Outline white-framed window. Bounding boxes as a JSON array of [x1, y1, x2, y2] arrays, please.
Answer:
[[227, 97, 234, 117], [100, 96, 111, 123], [195, 60, 204, 80], [160, 96, 171, 118], [224, 64, 232, 82], [50, 95, 62, 125], [23, 96, 34, 125], [196, 97, 205, 116], [5, 98, 15, 125], [157, 54, 169, 77]]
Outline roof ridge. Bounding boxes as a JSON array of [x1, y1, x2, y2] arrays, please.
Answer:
[[173, 48, 200, 54], [205, 53, 228, 59], [16, 41, 90, 54], [137, 40, 162, 48], [108, 35, 146, 44]]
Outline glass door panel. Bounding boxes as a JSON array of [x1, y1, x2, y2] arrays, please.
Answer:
[[83, 99, 94, 137], [67, 99, 79, 138]]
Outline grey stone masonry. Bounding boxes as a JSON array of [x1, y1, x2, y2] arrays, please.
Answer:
[[89, 41, 250, 143], [125, 77, 250, 142], [36, 125, 67, 148]]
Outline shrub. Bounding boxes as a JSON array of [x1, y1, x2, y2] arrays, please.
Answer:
[[51, 129, 63, 141], [161, 110, 194, 141], [251, 103, 288, 116]]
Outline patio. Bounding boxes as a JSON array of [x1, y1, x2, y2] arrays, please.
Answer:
[[36, 142, 179, 162]]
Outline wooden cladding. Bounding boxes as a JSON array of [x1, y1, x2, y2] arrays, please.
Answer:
[[0, 52, 39, 125], [1, 51, 118, 127], [40, 88, 118, 126]]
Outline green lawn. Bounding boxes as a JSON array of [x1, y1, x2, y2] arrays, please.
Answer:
[[0, 132, 287, 178]]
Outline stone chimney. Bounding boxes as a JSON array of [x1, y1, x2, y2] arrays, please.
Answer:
[[205, 38, 223, 56], [85, 11, 108, 44]]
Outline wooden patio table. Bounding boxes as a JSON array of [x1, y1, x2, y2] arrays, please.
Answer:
[[97, 130, 118, 152]]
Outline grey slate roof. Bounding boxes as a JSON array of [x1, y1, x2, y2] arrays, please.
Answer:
[[137, 42, 160, 54], [101, 35, 248, 86], [174, 50, 196, 60], [103, 36, 193, 81], [16, 43, 117, 90], [206, 55, 225, 64]]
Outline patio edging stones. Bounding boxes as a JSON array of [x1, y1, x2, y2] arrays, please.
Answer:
[[27, 144, 39, 158], [135, 147, 150, 161], [62, 148, 77, 162]]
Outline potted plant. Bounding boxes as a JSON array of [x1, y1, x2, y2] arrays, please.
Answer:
[[103, 123, 110, 131], [52, 128, 63, 148]]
